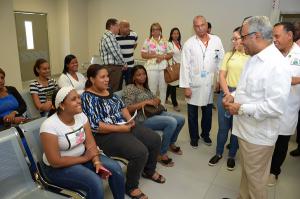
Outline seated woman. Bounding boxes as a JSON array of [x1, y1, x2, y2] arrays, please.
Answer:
[[122, 65, 185, 166], [58, 54, 86, 95], [40, 87, 125, 199], [30, 58, 58, 117], [81, 64, 165, 199], [0, 68, 27, 128]]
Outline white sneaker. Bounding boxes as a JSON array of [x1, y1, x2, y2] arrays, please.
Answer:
[[267, 174, 277, 187]]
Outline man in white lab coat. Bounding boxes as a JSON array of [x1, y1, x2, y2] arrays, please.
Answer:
[[267, 22, 300, 186], [223, 16, 291, 199], [180, 15, 224, 148]]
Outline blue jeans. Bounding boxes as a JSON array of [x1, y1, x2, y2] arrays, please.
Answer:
[[43, 154, 125, 199], [188, 103, 212, 142], [143, 111, 185, 155], [216, 89, 238, 158]]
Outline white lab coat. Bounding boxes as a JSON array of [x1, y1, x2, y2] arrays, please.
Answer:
[[279, 43, 300, 135], [179, 34, 224, 106]]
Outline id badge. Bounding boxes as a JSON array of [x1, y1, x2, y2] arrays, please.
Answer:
[[201, 70, 207, 78]]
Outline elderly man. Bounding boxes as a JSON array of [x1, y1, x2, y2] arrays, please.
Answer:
[[100, 18, 127, 92], [116, 20, 138, 85], [268, 22, 300, 186], [223, 16, 291, 199], [180, 15, 224, 148]]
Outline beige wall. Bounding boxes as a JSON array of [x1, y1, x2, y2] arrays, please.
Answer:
[[0, 0, 22, 90], [87, 0, 273, 59], [68, 0, 89, 65]]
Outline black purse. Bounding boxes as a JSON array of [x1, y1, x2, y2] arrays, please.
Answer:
[[142, 104, 166, 118]]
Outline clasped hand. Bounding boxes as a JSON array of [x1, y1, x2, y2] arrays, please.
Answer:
[[222, 94, 240, 115]]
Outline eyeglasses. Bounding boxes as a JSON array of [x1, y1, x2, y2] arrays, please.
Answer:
[[240, 32, 256, 40], [231, 37, 241, 42]]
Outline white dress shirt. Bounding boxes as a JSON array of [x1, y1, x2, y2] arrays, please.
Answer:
[[232, 44, 291, 146], [279, 43, 300, 135], [180, 34, 224, 106]]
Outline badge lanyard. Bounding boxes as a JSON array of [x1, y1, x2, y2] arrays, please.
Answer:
[[198, 38, 208, 77]]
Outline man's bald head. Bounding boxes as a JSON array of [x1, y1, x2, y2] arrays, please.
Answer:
[[119, 20, 130, 36], [193, 15, 208, 37]]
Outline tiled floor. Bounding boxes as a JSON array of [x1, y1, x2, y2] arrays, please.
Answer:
[[104, 88, 300, 199]]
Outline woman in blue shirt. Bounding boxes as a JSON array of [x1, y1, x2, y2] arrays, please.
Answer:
[[0, 68, 27, 128]]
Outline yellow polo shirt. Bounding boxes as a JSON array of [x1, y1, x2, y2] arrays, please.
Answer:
[[220, 51, 249, 87]]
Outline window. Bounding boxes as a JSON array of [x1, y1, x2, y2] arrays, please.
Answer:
[[24, 21, 34, 49]]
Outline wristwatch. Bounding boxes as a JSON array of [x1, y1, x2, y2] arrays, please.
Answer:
[[238, 105, 244, 115]]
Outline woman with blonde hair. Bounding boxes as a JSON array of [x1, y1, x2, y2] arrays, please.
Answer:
[[141, 23, 173, 105]]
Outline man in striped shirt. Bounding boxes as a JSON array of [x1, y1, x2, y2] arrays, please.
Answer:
[[100, 18, 127, 92], [116, 20, 138, 85]]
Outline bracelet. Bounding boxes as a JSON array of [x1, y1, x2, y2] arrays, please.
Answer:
[[93, 160, 101, 167]]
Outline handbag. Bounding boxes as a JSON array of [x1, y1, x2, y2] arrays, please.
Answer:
[[142, 104, 166, 118], [164, 61, 180, 83]]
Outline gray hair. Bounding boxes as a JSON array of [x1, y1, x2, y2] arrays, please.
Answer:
[[244, 16, 273, 41]]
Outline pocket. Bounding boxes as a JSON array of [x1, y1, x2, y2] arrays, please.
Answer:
[[245, 80, 264, 98]]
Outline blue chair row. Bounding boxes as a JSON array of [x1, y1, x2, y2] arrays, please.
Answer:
[[0, 126, 69, 199]]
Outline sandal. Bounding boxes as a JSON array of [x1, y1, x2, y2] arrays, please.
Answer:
[[142, 172, 166, 184], [126, 188, 148, 199], [169, 145, 183, 155], [158, 156, 174, 167]]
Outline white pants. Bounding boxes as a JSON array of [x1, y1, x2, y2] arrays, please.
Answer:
[[147, 70, 167, 106]]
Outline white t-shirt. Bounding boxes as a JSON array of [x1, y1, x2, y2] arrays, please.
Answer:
[[40, 112, 88, 166], [58, 72, 86, 95]]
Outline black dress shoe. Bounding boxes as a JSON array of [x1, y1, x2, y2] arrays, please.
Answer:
[[290, 147, 300, 157]]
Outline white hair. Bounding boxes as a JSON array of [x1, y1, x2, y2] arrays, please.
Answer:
[[244, 16, 273, 41]]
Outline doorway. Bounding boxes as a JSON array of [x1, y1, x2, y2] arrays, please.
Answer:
[[14, 11, 50, 82]]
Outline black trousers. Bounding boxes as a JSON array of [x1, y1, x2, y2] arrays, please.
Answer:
[[270, 135, 291, 176], [187, 103, 212, 142], [296, 111, 300, 146], [166, 85, 178, 107], [94, 124, 161, 192]]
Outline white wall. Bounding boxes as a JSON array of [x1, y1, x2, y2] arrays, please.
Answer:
[[0, 0, 23, 90], [88, 0, 273, 59], [280, 0, 300, 14]]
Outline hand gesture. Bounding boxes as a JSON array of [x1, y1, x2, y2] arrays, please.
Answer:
[[95, 164, 112, 180], [184, 88, 192, 98], [3, 112, 16, 123], [225, 103, 241, 115]]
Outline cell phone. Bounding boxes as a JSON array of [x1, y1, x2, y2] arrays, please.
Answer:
[[98, 167, 112, 179]]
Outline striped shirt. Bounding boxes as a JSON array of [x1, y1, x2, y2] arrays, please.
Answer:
[[29, 78, 58, 103], [116, 31, 138, 67], [100, 30, 125, 65]]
